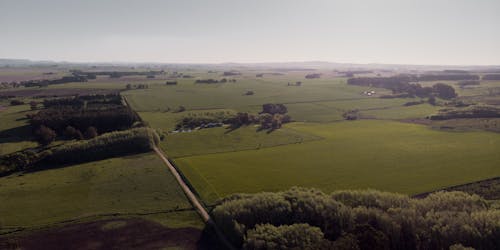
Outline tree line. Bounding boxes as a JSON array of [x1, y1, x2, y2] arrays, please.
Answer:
[[15, 75, 88, 88], [429, 105, 500, 120], [0, 128, 158, 176], [29, 96, 138, 135], [195, 78, 237, 84], [212, 187, 499, 250], [70, 70, 164, 79], [348, 77, 457, 99]]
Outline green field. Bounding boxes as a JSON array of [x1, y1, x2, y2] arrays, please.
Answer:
[[0, 104, 37, 155], [175, 120, 500, 204], [162, 125, 322, 158], [0, 153, 202, 233]]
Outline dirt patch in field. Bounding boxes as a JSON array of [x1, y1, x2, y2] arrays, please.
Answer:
[[0, 218, 202, 250], [0, 88, 119, 98]]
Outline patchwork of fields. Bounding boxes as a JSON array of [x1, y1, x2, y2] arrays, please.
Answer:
[[1, 66, 500, 247]]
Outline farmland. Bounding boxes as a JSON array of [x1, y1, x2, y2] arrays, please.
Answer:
[[1, 63, 500, 249], [174, 120, 500, 204], [0, 153, 202, 233]]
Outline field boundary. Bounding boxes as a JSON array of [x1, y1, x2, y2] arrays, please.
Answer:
[[412, 176, 500, 199], [153, 146, 235, 249]]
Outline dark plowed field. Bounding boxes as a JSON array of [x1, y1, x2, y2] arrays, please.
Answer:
[[0, 218, 202, 250]]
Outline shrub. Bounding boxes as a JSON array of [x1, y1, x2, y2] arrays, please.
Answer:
[[10, 99, 24, 105], [84, 126, 98, 139], [35, 125, 56, 145], [64, 126, 83, 140]]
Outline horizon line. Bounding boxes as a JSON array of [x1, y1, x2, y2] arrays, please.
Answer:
[[2, 58, 500, 68]]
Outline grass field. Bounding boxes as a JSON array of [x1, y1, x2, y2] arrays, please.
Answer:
[[162, 125, 322, 158], [123, 78, 391, 112], [174, 120, 500, 204], [0, 104, 37, 155], [0, 153, 202, 233]]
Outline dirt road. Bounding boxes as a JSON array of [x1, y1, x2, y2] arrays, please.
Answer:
[[153, 147, 235, 249]]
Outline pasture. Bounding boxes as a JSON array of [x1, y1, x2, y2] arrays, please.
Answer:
[[174, 120, 500, 204], [0, 153, 202, 234]]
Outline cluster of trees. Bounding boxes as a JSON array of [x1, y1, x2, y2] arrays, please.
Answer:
[[28, 95, 139, 145], [258, 104, 291, 130], [175, 104, 291, 131], [42, 94, 122, 108], [125, 83, 149, 89], [417, 74, 479, 81], [166, 81, 178, 85], [223, 71, 241, 76], [195, 78, 236, 84], [348, 77, 457, 99], [305, 73, 321, 79], [261, 104, 288, 115], [482, 74, 500, 80], [213, 187, 500, 250], [429, 105, 500, 120], [175, 112, 234, 130], [0, 128, 159, 175], [343, 110, 359, 120], [29, 105, 138, 134]]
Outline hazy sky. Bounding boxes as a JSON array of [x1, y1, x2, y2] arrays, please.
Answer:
[[1, 0, 499, 65]]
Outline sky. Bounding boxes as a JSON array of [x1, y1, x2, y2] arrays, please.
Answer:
[[1, 0, 499, 65]]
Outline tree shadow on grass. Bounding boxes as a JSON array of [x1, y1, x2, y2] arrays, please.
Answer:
[[0, 125, 33, 143]]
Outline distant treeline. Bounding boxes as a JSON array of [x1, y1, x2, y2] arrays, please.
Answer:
[[348, 77, 458, 99], [305, 73, 321, 79], [19, 75, 88, 88], [71, 70, 164, 78], [195, 78, 236, 84], [213, 187, 500, 250], [429, 105, 500, 120], [42, 94, 122, 108], [418, 74, 479, 81], [223, 71, 241, 76], [0, 128, 158, 175], [482, 74, 500, 80]]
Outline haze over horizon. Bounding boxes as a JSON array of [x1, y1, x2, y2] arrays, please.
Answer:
[[1, 0, 499, 65]]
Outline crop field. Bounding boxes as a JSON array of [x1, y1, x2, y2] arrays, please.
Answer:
[[0, 153, 202, 233], [174, 120, 500, 204]]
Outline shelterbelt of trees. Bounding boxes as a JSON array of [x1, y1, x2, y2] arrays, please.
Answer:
[[430, 105, 500, 120], [0, 127, 159, 176], [10, 75, 88, 88], [213, 187, 499, 250], [29, 94, 139, 143]]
